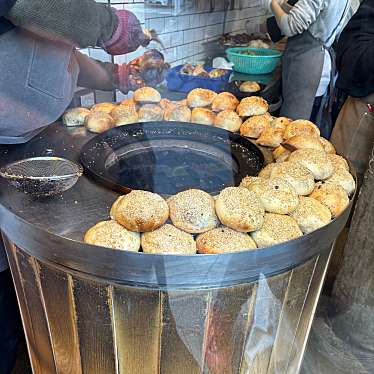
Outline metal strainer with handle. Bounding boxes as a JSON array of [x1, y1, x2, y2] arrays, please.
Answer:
[[0, 157, 83, 197]]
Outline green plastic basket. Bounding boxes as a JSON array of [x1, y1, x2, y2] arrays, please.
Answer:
[[226, 47, 282, 75]]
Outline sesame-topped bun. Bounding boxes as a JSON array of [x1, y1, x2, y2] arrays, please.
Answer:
[[310, 182, 349, 218], [270, 117, 292, 132], [248, 177, 299, 214], [138, 104, 164, 122], [159, 98, 175, 111], [269, 161, 315, 196], [251, 213, 302, 248], [289, 149, 334, 180], [240, 176, 268, 190], [191, 108, 215, 125], [215, 187, 265, 232], [134, 87, 161, 104], [258, 163, 278, 179], [84, 220, 140, 252], [141, 224, 196, 255], [319, 137, 336, 154], [236, 96, 269, 117], [91, 102, 117, 114], [164, 105, 192, 122], [325, 168, 356, 196], [239, 81, 261, 93], [282, 135, 324, 152], [111, 105, 139, 126], [120, 98, 137, 108], [283, 120, 320, 139], [187, 88, 217, 108], [110, 196, 124, 220], [273, 145, 291, 163], [240, 114, 271, 138], [63, 107, 90, 127], [214, 110, 242, 132], [328, 154, 349, 171], [256, 127, 284, 148], [211, 92, 239, 112], [196, 227, 257, 254], [289, 196, 331, 234], [84, 111, 115, 133], [168, 189, 219, 234], [112, 190, 169, 232]]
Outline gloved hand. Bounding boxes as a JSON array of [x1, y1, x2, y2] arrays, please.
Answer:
[[116, 50, 170, 93], [102, 10, 150, 55]]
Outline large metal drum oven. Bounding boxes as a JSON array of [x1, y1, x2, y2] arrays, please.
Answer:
[[0, 124, 354, 374]]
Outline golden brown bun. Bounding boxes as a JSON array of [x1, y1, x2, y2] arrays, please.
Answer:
[[110, 196, 124, 220], [251, 213, 303, 248], [164, 105, 192, 122], [141, 224, 196, 255], [214, 110, 242, 132], [134, 87, 161, 103], [325, 168, 356, 196], [256, 127, 284, 148], [63, 107, 90, 127], [187, 88, 217, 108], [240, 176, 268, 190], [138, 104, 164, 122], [191, 108, 215, 125], [270, 117, 292, 132], [289, 149, 334, 180], [289, 196, 331, 234], [246, 177, 299, 214], [282, 135, 324, 152], [310, 182, 349, 218], [111, 105, 139, 126], [269, 161, 315, 196], [85, 111, 115, 133], [159, 98, 175, 111], [197, 227, 257, 254], [236, 96, 269, 117], [112, 190, 169, 232], [239, 81, 261, 93], [120, 98, 136, 107], [168, 189, 219, 234], [273, 145, 291, 163], [258, 163, 278, 179], [319, 137, 336, 154], [211, 92, 239, 112], [91, 102, 117, 114], [240, 114, 271, 138], [283, 120, 320, 139], [328, 154, 349, 171], [215, 187, 265, 232], [84, 220, 140, 252]]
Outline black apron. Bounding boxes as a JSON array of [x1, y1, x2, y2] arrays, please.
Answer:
[[280, 31, 325, 120]]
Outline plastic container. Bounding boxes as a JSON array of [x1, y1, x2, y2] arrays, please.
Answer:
[[166, 65, 232, 93], [226, 47, 282, 75]]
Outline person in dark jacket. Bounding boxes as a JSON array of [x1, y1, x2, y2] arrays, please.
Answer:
[[0, 1, 167, 372], [330, 0, 374, 179]]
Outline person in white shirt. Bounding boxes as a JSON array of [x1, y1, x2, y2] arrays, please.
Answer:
[[263, 0, 359, 137]]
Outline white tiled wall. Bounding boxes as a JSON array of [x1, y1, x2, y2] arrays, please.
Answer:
[[81, 0, 267, 102]]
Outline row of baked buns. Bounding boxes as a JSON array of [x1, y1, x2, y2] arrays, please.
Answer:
[[84, 144, 355, 254], [62, 87, 274, 134]]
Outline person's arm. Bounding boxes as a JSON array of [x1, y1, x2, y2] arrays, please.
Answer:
[[6, 0, 149, 54], [271, 0, 325, 37]]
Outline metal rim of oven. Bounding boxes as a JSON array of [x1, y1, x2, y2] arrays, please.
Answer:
[[0, 192, 354, 290]]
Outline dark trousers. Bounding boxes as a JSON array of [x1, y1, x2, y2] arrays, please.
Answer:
[[0, 269, 21, 374]]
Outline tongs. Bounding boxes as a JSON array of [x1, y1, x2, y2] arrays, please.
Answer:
[[144, 28, 165, 50]]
